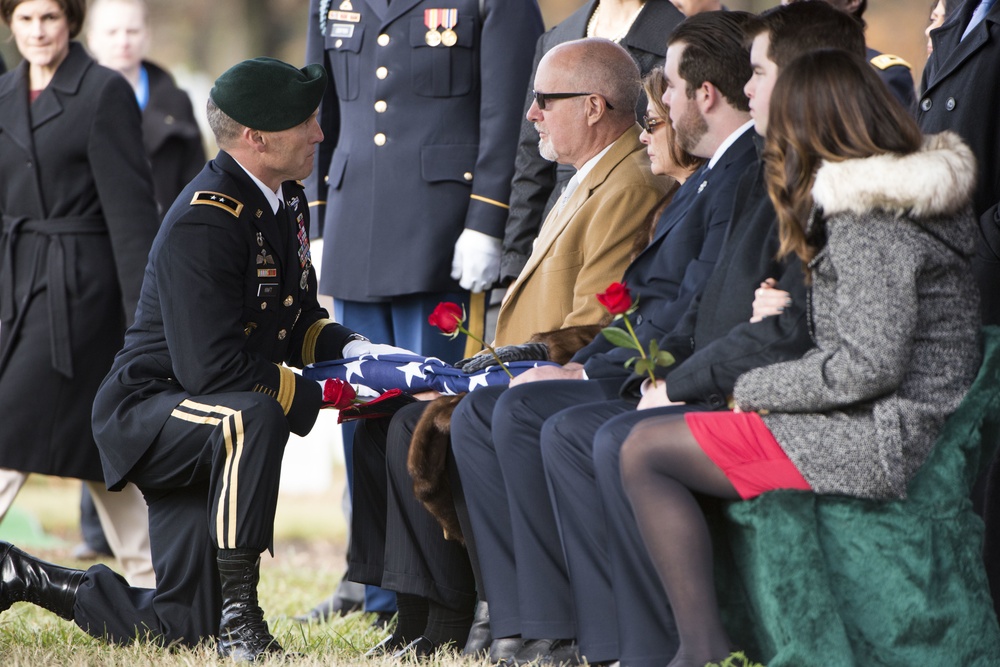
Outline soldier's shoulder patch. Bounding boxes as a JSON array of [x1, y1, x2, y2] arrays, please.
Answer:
[[870, 54, 912, 71], [191, 191, 244, 218]]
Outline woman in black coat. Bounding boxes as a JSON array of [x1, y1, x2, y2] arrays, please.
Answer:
[[0, 0, 159, 572]]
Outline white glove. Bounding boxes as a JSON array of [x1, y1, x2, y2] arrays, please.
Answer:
[[342, 340, 416, 358], [451, 229, 502, 293]]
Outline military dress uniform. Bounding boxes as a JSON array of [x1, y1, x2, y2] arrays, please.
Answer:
[[305, 0, 543, 362], [86, 150, 359, 645]]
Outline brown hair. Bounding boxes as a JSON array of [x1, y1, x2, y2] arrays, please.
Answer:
[[1, 0, 86, 37], [641, 67, 705, 176], [667, 11, 753, 112], [763, 49, 923, 269], [744, 1, 866, 68]]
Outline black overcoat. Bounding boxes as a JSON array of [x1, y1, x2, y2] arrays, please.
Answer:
[[142, 60, 205, 221], [0, 43, 159, 480]]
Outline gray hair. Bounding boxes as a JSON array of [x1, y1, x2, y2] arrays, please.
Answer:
[[206, 97, 245, 147]]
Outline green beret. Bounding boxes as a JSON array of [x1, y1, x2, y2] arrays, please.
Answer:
[[210, 57, 327, 132]]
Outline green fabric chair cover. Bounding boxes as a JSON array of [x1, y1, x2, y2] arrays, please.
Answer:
[[717, 326, 1000, 666]]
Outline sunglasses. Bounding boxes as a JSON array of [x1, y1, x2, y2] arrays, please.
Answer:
[[642, 114, 668, 134], [532, 90, 615, 111]]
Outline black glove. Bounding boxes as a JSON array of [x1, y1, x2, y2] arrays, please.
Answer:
[[454, 342, 549, 373]]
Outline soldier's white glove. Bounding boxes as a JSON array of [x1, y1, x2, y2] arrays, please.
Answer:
[[451, 229, 502, 293], [342, 340, 415, 358]]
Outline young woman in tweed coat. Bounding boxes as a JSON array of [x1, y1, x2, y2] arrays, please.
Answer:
[[617, 49, 982, 667]]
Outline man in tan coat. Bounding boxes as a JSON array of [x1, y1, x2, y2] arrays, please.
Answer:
[[494, 38, 668, 346]]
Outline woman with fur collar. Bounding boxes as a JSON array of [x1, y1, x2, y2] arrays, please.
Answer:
[[616, 49, 981, 667]]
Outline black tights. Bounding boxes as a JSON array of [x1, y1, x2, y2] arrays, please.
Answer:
[[620, 414, 741, 667]]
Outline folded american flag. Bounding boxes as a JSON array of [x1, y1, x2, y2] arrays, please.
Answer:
[[303, 353, 559, 395]]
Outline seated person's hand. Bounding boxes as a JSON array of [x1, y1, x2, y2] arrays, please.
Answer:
[[750, 278, 791, 323], [454, 342, 549, 373], [342, 339, 416, 358], [637, 378, 685, 410], [413, 390, 442, 401], [509, 362, 585, 387]]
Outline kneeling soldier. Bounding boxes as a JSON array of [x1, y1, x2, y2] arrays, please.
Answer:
[[0, 57, 393, 661]]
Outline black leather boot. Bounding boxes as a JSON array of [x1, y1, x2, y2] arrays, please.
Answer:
[[462, 600, 492, 656], [216, 549, 283, 662], [1, 541, 84, 620]]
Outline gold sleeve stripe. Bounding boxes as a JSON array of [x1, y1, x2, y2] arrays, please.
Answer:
[[470, 194, 510, 210], [464, 291, 487, 359], [303, 319, 333, 366], [276, 365, 296, 415], [309, 200, 327, 207], [171, 399, 238, 424]]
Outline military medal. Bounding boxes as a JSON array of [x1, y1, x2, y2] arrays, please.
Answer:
[[256, 232, 264, 247], [440, 9, 458, 47], [424, 9, 442, 46], [300, 266, 310, 290]]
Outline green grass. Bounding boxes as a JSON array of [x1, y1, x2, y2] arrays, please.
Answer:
[[0, 477, 766, 667]]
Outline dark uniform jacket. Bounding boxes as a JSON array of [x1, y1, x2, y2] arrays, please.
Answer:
[[501, 0, 685, 283], [867, 47, 915, 111], [305, 0, 543, 300], [0, 43, 159, 480], [93, 151, 356, 489], [142, 60, 205, 220]]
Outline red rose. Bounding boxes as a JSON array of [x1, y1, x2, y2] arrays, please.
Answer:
[[323, 379, 357, 409], [597, 282, 632, 315], [428, 302, 464, 335]]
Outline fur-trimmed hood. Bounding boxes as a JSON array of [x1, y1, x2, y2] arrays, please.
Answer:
[[812, 131, 976, 219]]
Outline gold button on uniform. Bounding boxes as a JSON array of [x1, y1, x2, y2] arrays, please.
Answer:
[[376, 66, 388, 79], [374, 100, 387, 113], [335, 39, 343, 48], [260, 302, 267, 310], [463, 172, 473, 181], [283, 295, 294, 307], [374, 133, 386, 146], [278, 329, 287, 340], [377, 33, 390, 46]]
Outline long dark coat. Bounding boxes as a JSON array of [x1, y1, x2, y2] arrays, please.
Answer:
[[0, 43, 159, 480]]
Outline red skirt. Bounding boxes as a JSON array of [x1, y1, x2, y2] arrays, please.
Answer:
[[684, 411, 810, 500]]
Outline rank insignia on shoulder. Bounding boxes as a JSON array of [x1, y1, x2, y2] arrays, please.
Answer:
[[870, 54, 911, 71], [191, 191, 244, 217]]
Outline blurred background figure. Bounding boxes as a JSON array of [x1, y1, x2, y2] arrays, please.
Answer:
[[0, 0, 159, 586], [784, 0, 916, 109], [926, 0, 948, 54], [87, 0, 204, 220]]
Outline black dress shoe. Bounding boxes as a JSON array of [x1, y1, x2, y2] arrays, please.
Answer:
[[363, 633, 409, 657], [1, 541, 85, 620], [391, 635, 450, 660], [461, 600, 492, 656], [513, 638, 581, 666], [489, 637, 524, 664], [293, 591, 363, 623]]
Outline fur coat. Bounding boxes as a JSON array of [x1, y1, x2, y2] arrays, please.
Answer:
[[733, 132, 982, 500]]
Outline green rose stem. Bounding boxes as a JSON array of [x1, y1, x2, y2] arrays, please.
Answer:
[[453, 316, 514, 378], [621, 314, 656, 388]]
